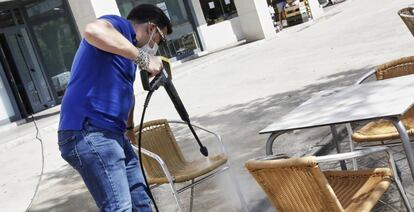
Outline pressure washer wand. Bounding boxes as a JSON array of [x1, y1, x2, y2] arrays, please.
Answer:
[[140, 60, 208, 157], [163, 79, 209, 156]]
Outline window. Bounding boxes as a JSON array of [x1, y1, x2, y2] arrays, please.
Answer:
[[0, 10, 14, 28], [117, 0, 188, 25], [116, 0, 201, 60], [199, 0, 238, 25], [24, 0, 79, 98]]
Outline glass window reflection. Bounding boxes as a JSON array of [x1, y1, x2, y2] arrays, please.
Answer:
[[25, 0, 79, 98], [199, 0, 238, 26], [0, 10, 14, 28], [116, 0, 200, 60]]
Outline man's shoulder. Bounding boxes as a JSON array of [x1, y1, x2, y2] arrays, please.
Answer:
[[98, 15, 135, 40], [99, 15, 129, 27], [99, 15, 127, 22]]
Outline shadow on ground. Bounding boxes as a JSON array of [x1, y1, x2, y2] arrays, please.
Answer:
[[186, 66, 373, 211], [29, 66, 373, 211], [30, 164, 96, 212]]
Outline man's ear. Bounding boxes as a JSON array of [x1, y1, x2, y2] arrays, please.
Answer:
[[146, 24, 153, 33], [145, 24, 150, 34]]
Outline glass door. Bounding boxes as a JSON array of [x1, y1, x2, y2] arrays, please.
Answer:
[[1, 26, 52, 113]]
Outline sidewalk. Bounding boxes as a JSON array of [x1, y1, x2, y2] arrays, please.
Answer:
[[1, 0, 414, 211]]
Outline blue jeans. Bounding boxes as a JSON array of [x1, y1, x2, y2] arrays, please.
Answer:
[[58, 122, 152, 212], [276, 1, 286, 11]]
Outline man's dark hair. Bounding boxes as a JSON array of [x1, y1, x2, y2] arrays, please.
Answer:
[[127, 4, 173, 34]]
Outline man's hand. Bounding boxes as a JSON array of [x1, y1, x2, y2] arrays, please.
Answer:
[[147, 55, 163, 77], [126, 130, 138, 146]]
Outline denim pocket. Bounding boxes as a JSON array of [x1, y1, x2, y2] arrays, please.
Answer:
[[58, 132, 82, 170], [58, 132, 76, 146]]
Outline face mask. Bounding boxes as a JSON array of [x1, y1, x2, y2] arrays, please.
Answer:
[[141, 29, 159, 56]]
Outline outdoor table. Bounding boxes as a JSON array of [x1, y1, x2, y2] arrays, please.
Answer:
[[260, 74, 414, 179]]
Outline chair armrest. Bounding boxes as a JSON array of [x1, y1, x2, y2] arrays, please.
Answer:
[[251, 153, 291, 161], [355, 69, 376, 85], [315, 146, 411, 209], [131, 145, 176, 183], [315, 146, 389, 163], [131, 145, 167, 166], [167, 120, 227, 154]]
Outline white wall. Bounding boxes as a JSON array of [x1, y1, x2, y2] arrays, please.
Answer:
[[233, 0, 276, 41], [189, 0, 276, 51], [68, 0, 121, 36], [0, 76, 15, 123], [308, 0, 324, 20], [189, 0, 245, 51], [197, 18, 244, 51]]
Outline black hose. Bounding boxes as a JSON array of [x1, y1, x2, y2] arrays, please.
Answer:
[[137, 91, 159, 212]]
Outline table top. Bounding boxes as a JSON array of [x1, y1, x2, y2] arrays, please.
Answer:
[[260, 74, 414, 134]]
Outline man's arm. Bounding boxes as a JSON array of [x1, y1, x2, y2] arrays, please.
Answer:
[[127, 97, 135, 128], [84, 19, 162, 75], [84, 19, 137, 60], [126, 97, 137, 145]]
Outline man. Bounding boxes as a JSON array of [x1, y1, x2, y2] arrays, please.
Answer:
[[57, 4, 172, 211], [274, 0, 287, 29]]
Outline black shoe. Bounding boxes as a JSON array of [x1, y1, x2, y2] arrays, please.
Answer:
[[323, 2, 334, 8]]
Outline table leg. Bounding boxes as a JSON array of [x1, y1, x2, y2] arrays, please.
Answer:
[[390, 117, 414, 180], [345, 123, 358, 170], [330, 125, 347, 170], [266, 131, 285, 156]]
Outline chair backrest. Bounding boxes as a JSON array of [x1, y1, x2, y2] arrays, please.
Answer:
[[245, 156, 344, 212], [135, 119, 187, 180], [376, 56, 414, 80]]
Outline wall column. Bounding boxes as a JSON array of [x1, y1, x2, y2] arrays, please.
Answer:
[[233, 0, 276, 41], [67, 0, 121, 36]]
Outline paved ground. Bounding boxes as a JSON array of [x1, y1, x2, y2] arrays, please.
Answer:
[[1, 0, 414, 211]]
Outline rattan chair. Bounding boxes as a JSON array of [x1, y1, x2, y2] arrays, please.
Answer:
[[131, 119, 248, 212], [350, 56, 414, 144], [399, 7, 414, 38], [246, 147, 412, 211]]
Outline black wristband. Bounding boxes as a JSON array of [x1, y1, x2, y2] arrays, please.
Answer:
[[126, 126, 134, 130]]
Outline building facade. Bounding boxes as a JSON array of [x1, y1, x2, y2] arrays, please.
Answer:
[[0, 0, 321, 125], [0, 0, 80, 124]]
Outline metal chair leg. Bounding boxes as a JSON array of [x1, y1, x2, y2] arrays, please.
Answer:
[[387, 150, 413, 212], [190, 180, 195, 212], [226, 163, 249, 212], [166, 178, 184, 212], [395, 163, 403, 184], [378, 199, 401, 212]]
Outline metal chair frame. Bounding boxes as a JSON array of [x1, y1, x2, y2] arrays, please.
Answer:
[[132, 120, 248, 212]]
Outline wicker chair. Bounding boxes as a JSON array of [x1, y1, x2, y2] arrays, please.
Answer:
[[399, 7, 414, 38], [246, 147, 412, 211], [349, 56, 414, 144], [131, 119, 248, 212]]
